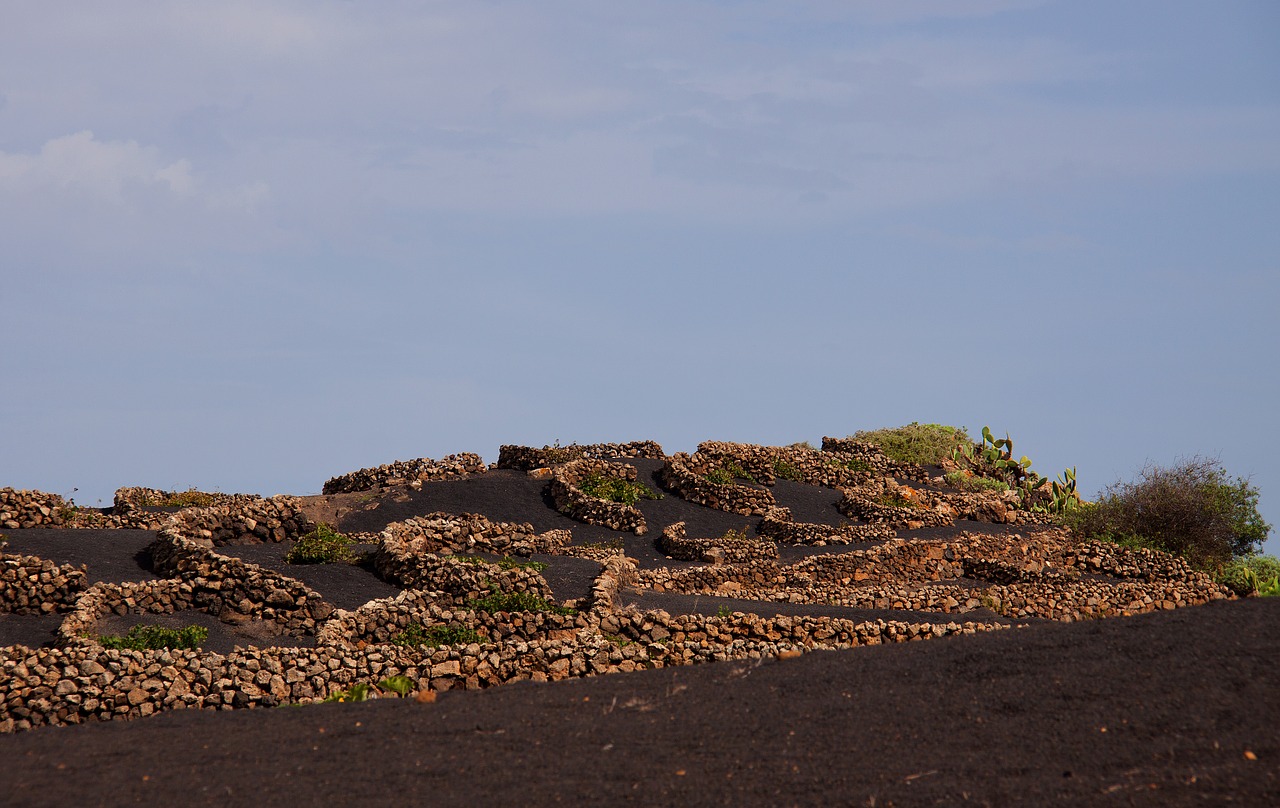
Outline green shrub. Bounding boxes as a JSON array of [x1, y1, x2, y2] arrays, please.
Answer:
[[1066, 457, 1271, 570], [391, 623, 484, 648], [322, 676, 417, 703], [449, 555, 546, 572], [772, 459, 802, 482], [98, 624, 208, 650], [468, 585, 575, 615], [827, 457, 871, 473], [1217, 555, 1280, 596], [704, 461, 756, 486], [853, 423, 970, 466], [944, 471, 1010, 493], [577, 474, 662, 506], [285, 524, 356, 564]]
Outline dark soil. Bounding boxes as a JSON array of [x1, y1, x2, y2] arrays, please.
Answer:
[[0, 599, 1274, 807]]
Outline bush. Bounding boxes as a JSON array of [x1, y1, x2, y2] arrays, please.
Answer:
[[772, 459, 802, 482], [285, 524, 356, 564], [852, 423, 970, 466], [704, 461, 756, 486], [1066, 457, 1271, 570], [578, 474, 662, 506], [391, 623, 484, 648], [468, 585, 575, 615], [1217, 555, 1280, 597], [98, 624, 208, 650]]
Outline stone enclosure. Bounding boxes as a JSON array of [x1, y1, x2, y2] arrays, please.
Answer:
[[0, 438, 1237, 732]]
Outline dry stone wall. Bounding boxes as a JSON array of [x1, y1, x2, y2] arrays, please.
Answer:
[[161, 495, 315, 547], [322, 453, 488, 494], [657, 453, 776, 515], [820, 437, 933, 483], [497, 441, 664, 471], [0, 488, 73, 529], [757, 507, 896, 546], [0, 613, 1004, 732], [0, 547, 87, 614], [373, 514, 571, 585], [547, 459, 648, 535], [658, 522, 778, 564]]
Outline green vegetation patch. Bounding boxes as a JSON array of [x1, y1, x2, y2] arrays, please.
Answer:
[[468, 585, 576, 615], [853, 423, 970, 466], [704, 461, 756, 486], [772, 459, 802, 482], [158, 489, 218, 508], [391, 623, 485, 648], [578, 473, 662, 506], [324, 675, 417, 703], [944, 471, 1010, 493], [1216, 555, 1280, 597], [448, 555, 547, 572], [285, 524, 356, 565], [98, 624, 208, 651]]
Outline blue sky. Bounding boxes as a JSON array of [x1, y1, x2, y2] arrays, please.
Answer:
[[2, 1, 1277, 553]]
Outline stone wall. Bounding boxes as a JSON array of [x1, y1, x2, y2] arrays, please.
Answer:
[[0, 547, 87, 614], [693, 441, 873, 489], [322, 453, 488, 494], [60, 530, 338, 643], [316, 589, 583, 648], [497, 441, 665, 471], [0, 488, 73, 529], [162, 495, 315, 547], [820, 437, 933, 483], [373, 514, 571, 586], [0, 614, 1004, 732], [370, 552, 556, 606], [656, 453, 776, 516], [836, 479, 956, 529], [657, 522, 778, 564], [547, 459, 648, 535], [757, 507, 896, 546]]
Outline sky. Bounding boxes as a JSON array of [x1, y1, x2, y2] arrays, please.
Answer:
[[2, 1, 1278, 553]]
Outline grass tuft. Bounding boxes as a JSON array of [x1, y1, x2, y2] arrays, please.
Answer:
[[852, 423, 970, 466]]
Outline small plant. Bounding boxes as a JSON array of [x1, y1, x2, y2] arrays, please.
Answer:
[[468, 584, 576, 615], [878, 491, 921, 510], [98, 624, 208, 650], [323, 675, 421, 703], [718, 527, 753, 542], [704, 461, 756, 486], [716, 605, 733, 618], [853, 423, 970, 466], [391, 623, 484, 648], [577, 474, 662, 506], [286, 524, 356, 564], [827, 457, 871, 473], [543, 439, 580, 465], [575, 538, 625, 553], [772, 459, 802, 482], [1217, 555, 1280, 597], [159, 489, 217, 508], [943, 471, 1010, 494], [449, 555, 547, 572]]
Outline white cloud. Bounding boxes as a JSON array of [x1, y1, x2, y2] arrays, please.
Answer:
[[0, 130, 193, 203]]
